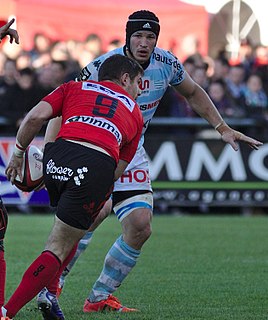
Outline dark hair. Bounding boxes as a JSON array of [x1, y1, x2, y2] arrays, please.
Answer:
[[98, 54, 144, 82], [19, 67, 35, 77]]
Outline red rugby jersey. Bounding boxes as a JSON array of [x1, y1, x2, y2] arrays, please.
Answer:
[[42, 80, 143, 163]]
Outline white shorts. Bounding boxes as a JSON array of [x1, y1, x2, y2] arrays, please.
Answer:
[[114, 146, 152, 192], [113, 192, 153, 221]]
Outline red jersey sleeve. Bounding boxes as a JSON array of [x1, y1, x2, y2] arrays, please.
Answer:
[[42, 83, 67, 117], [119, 105, 143, 163]]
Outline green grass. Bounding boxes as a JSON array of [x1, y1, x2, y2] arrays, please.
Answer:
[[4, 214, 268, 319]]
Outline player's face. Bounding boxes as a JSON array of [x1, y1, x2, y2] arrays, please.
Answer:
[[125, 74, 142, 100], [130, 31, 157, 64]]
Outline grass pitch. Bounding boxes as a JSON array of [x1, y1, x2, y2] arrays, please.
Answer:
[[4, 213, 268, 319]]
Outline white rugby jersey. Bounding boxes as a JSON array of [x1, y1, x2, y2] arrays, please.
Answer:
[[78, 46, 185, 148]]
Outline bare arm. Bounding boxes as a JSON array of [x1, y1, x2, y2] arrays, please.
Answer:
[[0, 18, 19, 44], [174, 72, 263, 151], [44, 116, 62, 145], [114, 160, 129, 181], [5, 101, 53, 183]]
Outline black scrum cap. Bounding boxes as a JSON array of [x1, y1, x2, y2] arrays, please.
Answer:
[[126, 10, 160, 50]]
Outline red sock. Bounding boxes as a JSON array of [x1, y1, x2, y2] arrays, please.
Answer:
[[4, 251, 61, 318], [0, 250, 6, 306], [47, 243, 78, 295]]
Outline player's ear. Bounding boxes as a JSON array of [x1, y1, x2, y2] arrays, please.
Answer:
[[120, 73, 130, 86]]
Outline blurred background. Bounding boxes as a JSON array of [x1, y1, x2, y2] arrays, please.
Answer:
[[1, 0, 268, 215]]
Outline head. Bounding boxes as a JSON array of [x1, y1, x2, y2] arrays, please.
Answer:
[[208, 80, 225, 102], [246, 73, 263, 92], [126, 10, 160, 64], [98, 54, 144, 99]]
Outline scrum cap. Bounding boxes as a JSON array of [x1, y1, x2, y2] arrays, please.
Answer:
[[126, 10, 160, 50]]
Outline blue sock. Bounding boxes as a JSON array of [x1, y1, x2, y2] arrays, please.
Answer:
[[89, 235, 140, 302], [60, 231, 93, 283]]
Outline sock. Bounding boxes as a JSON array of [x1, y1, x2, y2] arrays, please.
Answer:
[[47, 243, 78, 295], [59, 231, 93, 285], [0, 249, 6, 306], [1, 306, 7, 317], [89, 235, 140, 302], [4, 251, 61, 318]]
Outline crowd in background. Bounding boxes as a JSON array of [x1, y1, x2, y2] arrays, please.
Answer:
[[1, 32, 268, 137]]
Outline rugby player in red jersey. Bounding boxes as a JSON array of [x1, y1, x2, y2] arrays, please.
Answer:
[[2, 54, 143, 320]]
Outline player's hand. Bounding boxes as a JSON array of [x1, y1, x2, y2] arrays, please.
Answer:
[[0, 18, 19, 44], [5, 154, 23, 184], [219, 125, 263, 151]]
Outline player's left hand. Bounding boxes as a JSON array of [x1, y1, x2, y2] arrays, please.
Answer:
[[221, 128, 263, 151]]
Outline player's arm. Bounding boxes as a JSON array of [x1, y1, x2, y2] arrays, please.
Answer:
[[114, 160, 129, 181], [174, 72, 263, 151], [44, 116, 62, 145], [5, 101, 53, 183]]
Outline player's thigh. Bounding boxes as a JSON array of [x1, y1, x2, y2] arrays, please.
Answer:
[[88, 197, 112, 232]]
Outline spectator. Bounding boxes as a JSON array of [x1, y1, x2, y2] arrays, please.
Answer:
[[225, 64, 246, 108], [0, 59, 18, 131], [192, 64, 210, 91], [209, 56, 230, 82], [29, 33, 52, 69], [49, 60, 68, 88], [107, 38, 123, 52], [84, 33, 103, 59], [16, 51, 32, 70], [207, 80, 245, 118], [252, 44, 268, 95], [183, 56, 196, 77], [15, 67, 46, 127], [36, 65, 55, 96], [243, 73, 268, 115]]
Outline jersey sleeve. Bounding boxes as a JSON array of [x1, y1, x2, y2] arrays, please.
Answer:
[[42, 84, 66, 117], [167, 51, 185, 86], [119, 108, 144, 163]]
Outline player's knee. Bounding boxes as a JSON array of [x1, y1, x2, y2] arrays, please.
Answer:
[[138, 221, 152, 242]]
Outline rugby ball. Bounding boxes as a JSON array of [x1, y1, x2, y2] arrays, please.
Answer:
[[14, 145, 44, 192]]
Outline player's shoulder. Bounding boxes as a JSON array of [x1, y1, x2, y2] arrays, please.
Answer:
[[151, 47, 183, 66], [78, 47, 125, 81], [91, 47, 124, 64]]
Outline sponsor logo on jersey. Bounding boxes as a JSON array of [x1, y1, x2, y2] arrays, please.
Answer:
[[66, 115, 122, 144], [119, 169, 150, 183], [139, 99, 161, 111], [152, 52, 183, 72], [78, 67, 91, 81], [46, 159, 89, 185], [82, 82, 135, 112], [93, 59, 102, 71]]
